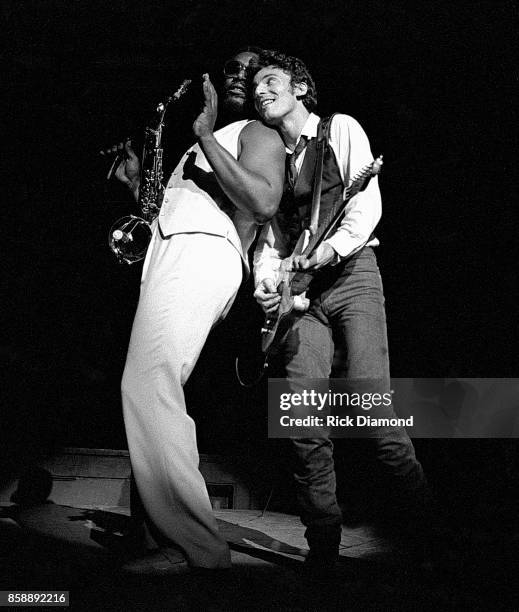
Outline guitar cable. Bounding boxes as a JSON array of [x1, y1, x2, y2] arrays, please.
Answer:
[[235, 355, 269, 388]]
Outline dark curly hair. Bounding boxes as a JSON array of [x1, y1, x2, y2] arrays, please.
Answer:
[[252, 50, 317, 111], [233, 45, 264, 56]]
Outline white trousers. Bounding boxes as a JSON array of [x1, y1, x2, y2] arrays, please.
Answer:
[[122, 230, 242, 568]]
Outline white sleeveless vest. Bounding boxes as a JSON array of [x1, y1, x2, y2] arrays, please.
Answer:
[[158, 120, 257, 265]]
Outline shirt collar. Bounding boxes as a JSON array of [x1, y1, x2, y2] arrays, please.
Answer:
[[285, 112, 320, 153]]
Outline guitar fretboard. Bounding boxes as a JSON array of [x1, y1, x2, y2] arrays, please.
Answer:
[[291, 157, 382, 295], [301, 159, 380, 258]]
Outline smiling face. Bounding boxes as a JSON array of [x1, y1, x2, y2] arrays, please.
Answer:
[[252, 66, 307, 126], [221, 51, 258, 116]]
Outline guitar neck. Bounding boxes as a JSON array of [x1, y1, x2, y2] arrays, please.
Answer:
[[301, 188, 352, 257], [302, 158, 381, 259], [289, 157, 383, 296]]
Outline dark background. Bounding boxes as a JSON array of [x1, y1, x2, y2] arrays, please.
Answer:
[[1, 1, 517, 508]]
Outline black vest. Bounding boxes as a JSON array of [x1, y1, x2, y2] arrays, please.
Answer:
[[277, 117, 344, 252]]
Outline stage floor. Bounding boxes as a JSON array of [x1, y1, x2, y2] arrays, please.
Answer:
[[1, 501, 517, 611]]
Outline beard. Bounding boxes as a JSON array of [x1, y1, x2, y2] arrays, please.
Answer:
[[221, 90, 254, 120], [222, 95, 243, 112]]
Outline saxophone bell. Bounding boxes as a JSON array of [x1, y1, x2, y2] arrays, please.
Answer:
[[109, 215, 153, 265]]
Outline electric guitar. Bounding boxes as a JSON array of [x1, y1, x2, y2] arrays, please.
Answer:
[[260, 156, 384, 356]]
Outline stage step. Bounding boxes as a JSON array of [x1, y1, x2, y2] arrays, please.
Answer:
[[0, 448, 261, 509]]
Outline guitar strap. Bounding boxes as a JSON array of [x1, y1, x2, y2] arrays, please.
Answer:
[[308, 113, 338, 236]]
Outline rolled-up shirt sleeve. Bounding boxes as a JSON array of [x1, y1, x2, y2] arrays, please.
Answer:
[[323, 114, 381, 259]]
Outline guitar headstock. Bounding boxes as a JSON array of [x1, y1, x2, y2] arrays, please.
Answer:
[[371, 155, 383, 175], [347, 155, 384, 196]]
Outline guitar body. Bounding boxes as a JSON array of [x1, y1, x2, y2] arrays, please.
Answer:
[[290, 270, 315, 296], [260, 277, 294, 353]]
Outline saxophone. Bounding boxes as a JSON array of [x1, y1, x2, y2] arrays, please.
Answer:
[[108, 79, 191, 264]]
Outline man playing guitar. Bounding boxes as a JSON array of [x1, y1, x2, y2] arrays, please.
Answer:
[[252, 50, 433, 575]]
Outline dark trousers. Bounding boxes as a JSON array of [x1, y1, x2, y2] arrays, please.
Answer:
[[282, 248, 430, 551]]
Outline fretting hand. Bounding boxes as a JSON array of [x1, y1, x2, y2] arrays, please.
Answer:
[[291, 243, 336, 271]]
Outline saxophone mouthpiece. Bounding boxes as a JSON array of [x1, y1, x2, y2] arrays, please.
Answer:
[[173, 79, 192, 99], [162, 80, 192, 107]]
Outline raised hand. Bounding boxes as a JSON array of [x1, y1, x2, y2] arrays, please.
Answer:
[[192, 74, 218, 139]]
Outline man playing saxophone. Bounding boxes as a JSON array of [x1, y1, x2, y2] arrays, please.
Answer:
[[110, 48, 285, 572]]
